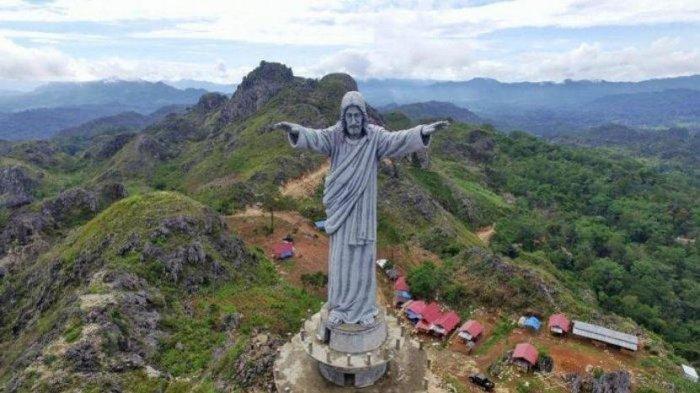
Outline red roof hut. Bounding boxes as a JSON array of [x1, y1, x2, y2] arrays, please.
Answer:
[[458, 320, 485, 342], [548, 313, 571, 335], [512, 343, 539, 370], [416, 302, 442, 332], [433, 311, 460, 337]]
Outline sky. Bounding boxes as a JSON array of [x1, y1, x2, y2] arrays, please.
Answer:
[[1, 0, 700, 90]]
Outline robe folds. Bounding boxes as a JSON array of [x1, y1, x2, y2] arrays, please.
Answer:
[[288, 122, 430, 324]]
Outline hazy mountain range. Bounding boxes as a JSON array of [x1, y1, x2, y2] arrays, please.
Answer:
[[360, 75, 700, 135], [0, 80, 214, 140]]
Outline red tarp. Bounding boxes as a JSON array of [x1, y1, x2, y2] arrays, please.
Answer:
[[459, 320, 484, 338], [434, 311, 460, 334], [513, 343, 538, 366], [273, 242, 294, 259], [548, 313, 570, 332], [394, 276, 410, 292]]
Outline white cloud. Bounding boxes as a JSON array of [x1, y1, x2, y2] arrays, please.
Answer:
[[1, 1, 699, 83], [0, 35, 82, 80], [307, 36, 700, 81], [2, 1, 699, 44], [0, 36, 252, 83]]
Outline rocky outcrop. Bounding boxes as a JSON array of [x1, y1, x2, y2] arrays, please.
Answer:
[[93, 133, 134, 159], [566, 370, 632, 393], [195, 92, 228, 112], [222, 61, 295, 123], [0, 166, 39, 208], [41, 188, 98, 223]]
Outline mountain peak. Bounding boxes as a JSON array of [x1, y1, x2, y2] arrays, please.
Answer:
[[221, 61, 295, 123]]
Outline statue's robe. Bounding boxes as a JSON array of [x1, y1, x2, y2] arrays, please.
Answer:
[[289, 122, 430, 324]]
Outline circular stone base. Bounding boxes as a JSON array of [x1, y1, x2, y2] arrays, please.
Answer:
[[274, 331, 429, 392], [318, 361, 387, 388], [315, 306, 388, 354], [274, 309, 431, 392]]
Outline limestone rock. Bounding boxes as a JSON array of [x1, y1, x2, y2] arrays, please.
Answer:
[[222, 61, 294, 123]]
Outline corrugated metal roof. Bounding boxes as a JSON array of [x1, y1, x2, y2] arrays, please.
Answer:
[[421, 302, 442, 323], [572, 320, 638, 351], [434, 311, 460, 333], [406, 300, 426, 314], [681, 364, 698, 381], [548, 314, 570, 332], [513, 343, 538, 366], [459, 320, 484, 338]]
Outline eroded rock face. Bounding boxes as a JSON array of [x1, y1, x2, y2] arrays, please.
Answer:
[[222, 61, 295, 123], [94, 133, 134, 159], [41, 188, 98, 223], [0, 166, 38, 208], [196, 92, 228, 112], [566, 370, 632, 393]]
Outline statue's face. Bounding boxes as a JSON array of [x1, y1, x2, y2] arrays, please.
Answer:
[[344, 106, 363, 137]]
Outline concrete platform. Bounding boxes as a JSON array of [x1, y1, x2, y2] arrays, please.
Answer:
[[273, 332, 430, 392], [274, 311, 431, 392]]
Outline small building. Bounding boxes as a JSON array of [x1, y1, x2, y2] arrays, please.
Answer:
[[682, 364, 698, 383], [571, 320, 639, 351], [432, 311, 460, 338], [518, 316, 541, 331], [314, 220, 326, 232], [273, 242, 294, 260], [415, 302, 442, 333], [548, 313, 571, 335], [458, 320, 485, 342], [394, 276, 412, 306], [405, 300, 426, 323], [512, 343, 538, 370]]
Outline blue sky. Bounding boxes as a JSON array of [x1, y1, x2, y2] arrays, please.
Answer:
[[1, 0, 699, 90]]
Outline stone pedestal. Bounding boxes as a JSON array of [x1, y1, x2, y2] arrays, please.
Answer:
[[274, 306, 430, 392]]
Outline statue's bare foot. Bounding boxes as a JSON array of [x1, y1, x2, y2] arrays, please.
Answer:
[[327, 312, 343, 327], [358, 315, 375, 327]]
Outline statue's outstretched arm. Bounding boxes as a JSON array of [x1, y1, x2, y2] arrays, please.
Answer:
[[376, 120, 449, 159], [274, 121, 333, 156]]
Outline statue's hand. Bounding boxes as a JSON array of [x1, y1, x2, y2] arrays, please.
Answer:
[[421, 120, 450, 136], [273, 121, 300, 136]]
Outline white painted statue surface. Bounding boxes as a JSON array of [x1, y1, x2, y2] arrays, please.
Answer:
[[275, 91, 448, 327]]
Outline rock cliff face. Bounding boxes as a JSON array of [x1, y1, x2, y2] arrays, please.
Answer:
[[222, 61, 295, 123], [567, 370, 632, 393], [0, 166, 38, 208]]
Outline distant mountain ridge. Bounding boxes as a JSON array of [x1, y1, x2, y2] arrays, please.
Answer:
[[380, 101, 484, 124], [55, 104, 188, 140], [0, 79, 208, 113], [0, 80, 213, 140], [359, 75, 700, 135]]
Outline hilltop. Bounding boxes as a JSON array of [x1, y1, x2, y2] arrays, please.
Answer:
[[0, 61, 697, 392]]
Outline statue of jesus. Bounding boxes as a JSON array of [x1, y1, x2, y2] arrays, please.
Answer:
[[274, 91, 448, 328]]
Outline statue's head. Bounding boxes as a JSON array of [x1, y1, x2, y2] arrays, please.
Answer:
[[340, 91, 368, 138]]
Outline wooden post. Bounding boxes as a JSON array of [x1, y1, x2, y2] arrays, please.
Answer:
[[419, 341, 424, 350], [423, 378, 428, 389], [308, 342, 313, 354], [401, 326, 405, 337], [366, 353, 371, 365], [347, 354, 352, 366], [395, 338, 401, 350]]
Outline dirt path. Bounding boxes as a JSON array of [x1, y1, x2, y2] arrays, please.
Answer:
[[280, 161, 330, 198], [476, 224, 496, 245]]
